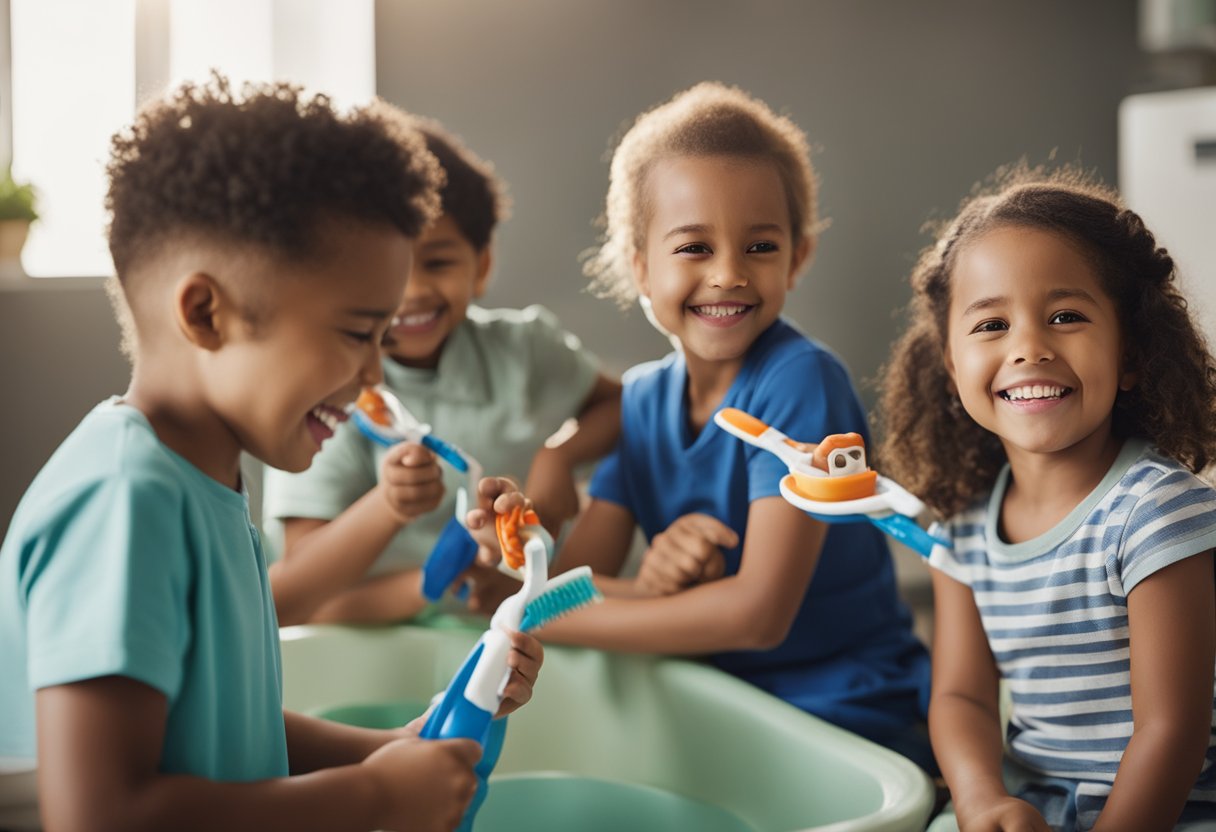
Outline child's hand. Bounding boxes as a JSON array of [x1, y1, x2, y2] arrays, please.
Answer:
[[464, 477, 530, 567], [524, 447, 581, 536], [461, 563, 522, 615], [959, 796, 1053, 831], [378, 442, 445, 525], [495, 630, 544, 718], [361, 734, 481, 832], [636, 512, 735, 596]]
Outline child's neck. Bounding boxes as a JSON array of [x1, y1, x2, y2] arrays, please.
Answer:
[[999, 426, 1123, 544], [683, 352, 744, 434], [125, 368, 243, 491]]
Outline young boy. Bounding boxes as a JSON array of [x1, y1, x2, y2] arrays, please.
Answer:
[[264, 117, 620, 626], [0, 77, 541, 832]]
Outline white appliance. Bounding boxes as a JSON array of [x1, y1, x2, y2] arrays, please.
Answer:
[[1119, 86, 1216, 344]]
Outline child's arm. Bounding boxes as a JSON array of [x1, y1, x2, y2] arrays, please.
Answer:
[[1093, 551, 1216, 831], [35, 676, 480, 832], [269, 442, 443, 625], [928, 569, 1051, 830], [525, 373, 621, 535], [538, 496, 826, 652]]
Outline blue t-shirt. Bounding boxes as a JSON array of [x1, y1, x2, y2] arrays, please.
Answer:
[[0, 399, 289, 781], [589, 319, 930, 745]]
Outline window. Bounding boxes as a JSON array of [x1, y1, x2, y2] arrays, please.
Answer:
[[4, 0, 374, 278]]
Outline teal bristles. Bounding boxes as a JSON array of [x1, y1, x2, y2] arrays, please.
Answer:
[[520, 566, 601, 632]]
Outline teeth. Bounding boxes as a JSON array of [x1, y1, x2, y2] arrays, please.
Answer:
[[693, 304, 747, 318], [310, 406, 342, 431], [1004, 385, 1066, 401], [394, 309, 440, 327]]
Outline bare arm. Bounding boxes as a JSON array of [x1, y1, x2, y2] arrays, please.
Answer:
[[1093, 551, 1216, 831], [36, 677, 480, 832], [269, 442, 442, 625], [929, 569, 1050, 830], [538, 496, 825, 653], [305, 568, 429, 625], [525, 373, 622, 534]]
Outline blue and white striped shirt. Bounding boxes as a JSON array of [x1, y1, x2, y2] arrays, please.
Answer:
[[930, 439, 1216, 827]]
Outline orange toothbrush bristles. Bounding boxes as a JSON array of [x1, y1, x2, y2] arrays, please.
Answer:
[[496, 506, 542, 570], [356, 388, 392, 426]]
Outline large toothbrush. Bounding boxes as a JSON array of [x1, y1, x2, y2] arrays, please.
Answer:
[[420, 510, 601, 831], [350, 385, 486, 601], [714, 407, 949, 557]]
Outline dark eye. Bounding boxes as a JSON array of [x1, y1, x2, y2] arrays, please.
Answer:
[[747, 241, 778, 253], [423, 258, 456, 271], [834, 456, 846, 468], [971, 319, 1008, 334], [675, 243, 711, 255], [343, 330, 375, 343], [848, 450, 861, 460], [1049, 310, 1087, 325]]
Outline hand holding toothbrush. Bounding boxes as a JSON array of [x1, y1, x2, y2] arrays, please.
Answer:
[[376, 441, 445, 525]]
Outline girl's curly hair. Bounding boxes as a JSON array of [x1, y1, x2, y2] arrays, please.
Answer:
[[584, 81, 818, 306], [106, 73, 442, 280], [876, 164, 1216, 519]]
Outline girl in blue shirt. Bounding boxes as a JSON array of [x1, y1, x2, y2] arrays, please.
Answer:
[[527, 82, 933, 771]]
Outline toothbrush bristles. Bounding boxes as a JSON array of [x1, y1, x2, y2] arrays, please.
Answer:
[[520, 567, 601, 632]]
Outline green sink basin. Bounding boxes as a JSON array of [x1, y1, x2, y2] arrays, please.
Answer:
[[280, 619, 933, 831]]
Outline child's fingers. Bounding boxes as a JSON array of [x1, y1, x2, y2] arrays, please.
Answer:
[[507, 631, 545, 672], [678, 513, 740, 549], [700, 550, 727, 581], [384, 441, 436, 467], [434, 737, 483, 767]]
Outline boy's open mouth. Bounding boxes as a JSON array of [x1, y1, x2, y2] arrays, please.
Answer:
[[392, 307, 444, 331], [998, 384, 1073, 402]]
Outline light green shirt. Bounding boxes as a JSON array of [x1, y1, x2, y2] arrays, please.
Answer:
[[262, 304, 599, 574]]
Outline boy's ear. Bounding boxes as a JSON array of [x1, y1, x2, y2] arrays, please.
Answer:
[[788, 237, 815, 288], [472, 247, 493, 299], [173, 272, 226, 351], [632, 251, 650, 298]]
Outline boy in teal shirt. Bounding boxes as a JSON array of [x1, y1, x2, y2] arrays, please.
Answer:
[[0, 78, 541, 832], [265, 118, 620, 626]]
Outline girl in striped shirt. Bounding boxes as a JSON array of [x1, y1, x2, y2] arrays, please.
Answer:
[[879, 166, 1216, 831]]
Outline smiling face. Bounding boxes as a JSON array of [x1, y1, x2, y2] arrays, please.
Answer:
[[945, 224, 1134, 463], [633, 155, 809, 373], [384, 214, 490, 369], [203, 221, 414, 473]]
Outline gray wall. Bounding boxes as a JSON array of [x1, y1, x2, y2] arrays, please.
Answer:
[[0, 0, 1142, 533]]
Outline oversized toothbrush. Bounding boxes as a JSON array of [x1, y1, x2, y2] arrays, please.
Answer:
[[713, 407, 949, 557], [350, 385, 486, 601], [420, 507, 601, 831]]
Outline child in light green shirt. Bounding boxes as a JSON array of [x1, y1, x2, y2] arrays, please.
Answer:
[[265, 118, 619, 626]]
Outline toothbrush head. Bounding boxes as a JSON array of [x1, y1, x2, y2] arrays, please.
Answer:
[[520, 566, 602, 632], [495, 506, 543, 571]]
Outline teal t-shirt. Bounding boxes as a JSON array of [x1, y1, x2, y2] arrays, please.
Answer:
[[262, 304, 600, 572], [0, 399, 289, 781]]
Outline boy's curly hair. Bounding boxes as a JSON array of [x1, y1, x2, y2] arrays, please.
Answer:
[[876, 164, 1216, 519], [584, 81, 818, 306], [408, 117, 510, 251], [106, 74, 442, 281]]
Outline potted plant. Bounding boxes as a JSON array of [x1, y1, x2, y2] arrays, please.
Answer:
[[0, 167, 38, 267]]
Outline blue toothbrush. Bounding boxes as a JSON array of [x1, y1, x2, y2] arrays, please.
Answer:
[[420, 524, 601, 830], [350, 385, 486, 601]]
